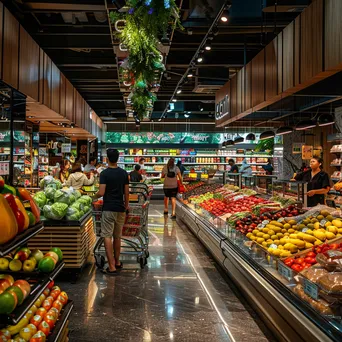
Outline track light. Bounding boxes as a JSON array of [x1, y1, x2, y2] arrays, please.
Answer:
[[204, 41, 211, 51], [246, 133, 255, 141], [172, 98, 177, 102], [176, 88, 182, 94], [197, 54, 204, 63], [276, 126, 293, 135], [212, 25, 219, 36], [318, 113, 335, 127], [259, 131, 275, 140], [234, 135, 244, 144], [221, 9, 230, 22], [187, 70, 194, 78], [295, 120, 316, 131], [184, 113, 190, 118]]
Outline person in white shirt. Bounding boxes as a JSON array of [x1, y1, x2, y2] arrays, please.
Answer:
[[84, 157, 97, 172]]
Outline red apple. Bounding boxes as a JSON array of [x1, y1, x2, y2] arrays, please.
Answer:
[[13, 280, 31, 299]]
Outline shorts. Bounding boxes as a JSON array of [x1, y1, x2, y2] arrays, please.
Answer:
[[164, 188, 178, 198], [101, 211, 126, 238]]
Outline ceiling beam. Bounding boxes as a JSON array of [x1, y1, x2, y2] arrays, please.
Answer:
[[23, 2, 106, 12]]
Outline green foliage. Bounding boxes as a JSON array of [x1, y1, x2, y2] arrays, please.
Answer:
[[109, 0, 182, 119], [255, 138, 274, 154]]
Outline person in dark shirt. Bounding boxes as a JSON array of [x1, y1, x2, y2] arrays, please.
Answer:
[[93, 148, 129, 275], [176, 160, 186, 176], [129, 164, 143, 182], [228, 159, 239, 173], [294, 156, 331, 207], [262, 158, 274, 175]]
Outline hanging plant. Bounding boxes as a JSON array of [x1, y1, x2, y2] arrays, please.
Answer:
[[109, 0, 182, 119]]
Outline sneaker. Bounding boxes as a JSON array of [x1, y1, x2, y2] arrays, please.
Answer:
[[171, 215, 176, 220]]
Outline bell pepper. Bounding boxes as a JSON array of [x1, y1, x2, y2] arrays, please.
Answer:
[[3, 194, 26, 233], [0, 194, 18, 244], [14, 197, 30, 230], [0, 176, 4, 190], [1, 184, 16, 195], [17, 188, 40, 222]]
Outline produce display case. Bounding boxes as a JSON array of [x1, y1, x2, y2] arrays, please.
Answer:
[[177, 183, 342, 342], [272, 179, 308, 207], [223, 172, 242, 188]]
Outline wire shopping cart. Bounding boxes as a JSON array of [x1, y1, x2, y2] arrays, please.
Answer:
[[93, 183, 152, 269]]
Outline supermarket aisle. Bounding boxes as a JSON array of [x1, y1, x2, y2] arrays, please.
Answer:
[[61, 203, 276, 342]]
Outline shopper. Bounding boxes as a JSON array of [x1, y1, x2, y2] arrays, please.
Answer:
[[93, 149, 129, 275], [240, 158, 253, 176], [294, 156, 331, 207], [59, 159, 71, 184], [65, 163, 95, 190], [129, 164, 143, 182], [262, 158, 274, 175], [176, 160, 186, 176], [228, 159, 239, 173], [139, 157, 146, 176], [84, 157, 97, 172], [161, 158, 184, 219]]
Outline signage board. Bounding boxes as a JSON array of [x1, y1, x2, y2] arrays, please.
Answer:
[[61, 143, 71, 153]]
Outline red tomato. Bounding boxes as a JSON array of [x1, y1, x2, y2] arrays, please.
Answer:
[[43, 314, 56, 329], [36, 308, 47, 318], [303, 264, 311, 269], [42, 298, 53, 311], [292, 264, 303, 272], [43, 288, 50, 297], [57, 292, 68, 305], [29, 330, 46, 342], [30, 314, 43, 328], [52, 300, 63, 312], [38, 321, 51, 336], [284, 258, 294, 267], [304, 257, 316, 264], [47, 307, 59, 319], [47, 281, 54, 289], [306, 252, 316, 258], [49, 290, 60, 300], [295, 258, 304, 265]]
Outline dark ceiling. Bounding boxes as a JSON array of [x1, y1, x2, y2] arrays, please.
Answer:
[[4, 0, 312, 125]]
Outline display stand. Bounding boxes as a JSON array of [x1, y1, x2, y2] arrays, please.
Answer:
[[223, 172, 242, 187], [27, 213, 96, 271]]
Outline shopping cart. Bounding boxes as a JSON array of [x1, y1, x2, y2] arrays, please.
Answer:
[[93, 183, 152, 269]]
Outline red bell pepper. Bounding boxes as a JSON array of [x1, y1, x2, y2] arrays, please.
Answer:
[[17, 188, 40, 222], [3, 194, 26, 233]]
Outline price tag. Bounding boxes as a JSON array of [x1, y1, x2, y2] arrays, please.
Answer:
[[269, 244, 278, 249], [302, 227, 309, 233], [320, 219, 328, 227], [262, 220, 270, 225], [303, 278, 319, 300], [278, 262, 294, 281], [22, 200, 31, 209], [201, 174, 209, 179], [277, 218, 285, 223]]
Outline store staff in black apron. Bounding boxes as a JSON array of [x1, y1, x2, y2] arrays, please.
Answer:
[[294, 156, 331, 207]]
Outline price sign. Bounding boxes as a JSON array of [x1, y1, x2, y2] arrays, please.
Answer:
[[189, 173, 197, 179], [302, 227, 309, 233], [303, 278, 319, 300], [269, 244, 278, 249], [61, 143, 71, 153], [320, 219, 328, 227], [277, 218, 285, 223], [201, 174, 209, 179], [278, 262, 293, 281]]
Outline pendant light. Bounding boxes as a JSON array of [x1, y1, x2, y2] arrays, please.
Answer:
[[221, 141, 227, 149], [220, 9, 230, 23], [226, 139, 234, 145], [259, 130, 275, 140], [204, 41, 212, 51], [234, 135, 244, 144], [317, 113, 335, 127], [246, 133, 255, 141], [276, 126, 293, 135], [295, 120, 316, 131]]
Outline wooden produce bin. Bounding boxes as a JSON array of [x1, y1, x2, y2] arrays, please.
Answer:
[[28, 213, 96, 269]]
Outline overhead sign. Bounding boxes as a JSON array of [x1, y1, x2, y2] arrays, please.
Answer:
[[61, 143, 71, 153], [215, 94, 230, 120]]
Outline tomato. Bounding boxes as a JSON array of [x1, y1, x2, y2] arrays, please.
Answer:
[[36, 308, 47, 317], [284, 258, 294, 267], [51, 286, 61, 292], [57, 292, 68, 305], [47, 281, 54, 289], [49, 289, 60, 300], [29, 331, 46, 342], [47, 307, 59, 319], [43, 314, 56, 329], [52, 300, 63, 312], [304, 257, 316, 264], [42, 298, 53, 311], [295, 258, 304, 265], [292, 264, 303, 272], [38, 321, 51, 336], [303, 264, 311, 269], [306, 252, 316, 258], [30, 314, 43, 328]]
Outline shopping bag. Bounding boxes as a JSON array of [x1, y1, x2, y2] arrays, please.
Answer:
[[178, 180, 185, 193]]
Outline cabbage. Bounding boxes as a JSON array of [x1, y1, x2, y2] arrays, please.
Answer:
[[51, 202, 68, 220], [71, 201, 85, 212], [73, 190, 81, 199], [83, 205, 90, 214], [54, 190, 72, 205], [77, 197, 89, 205], [66, 207, 80, 220], [69, 194, 76, 204], [45, 187, 56, 200], [40, 176, 62, 190], [33, 191, 47, 209], [80, 195, 92, 205]]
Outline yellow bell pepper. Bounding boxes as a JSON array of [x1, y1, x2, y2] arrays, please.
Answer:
[[15, 197, 30, 230], [0, 194, 18, 244]]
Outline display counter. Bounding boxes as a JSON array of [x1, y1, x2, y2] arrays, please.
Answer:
[[176, 198, 342, 342]]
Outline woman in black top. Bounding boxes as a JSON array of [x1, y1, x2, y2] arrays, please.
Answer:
[[294, 157, 331, 207]]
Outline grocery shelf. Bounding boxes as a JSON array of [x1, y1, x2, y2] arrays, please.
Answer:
[[0, 261, 65, 325], [47, 300, 74, 342], [0, 153, 9, 155], [120, 154, 272, 158], [0, 222, 44, 257], [120, 162, 268, 165]]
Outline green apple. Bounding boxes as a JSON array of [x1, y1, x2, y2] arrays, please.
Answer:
[[38, 257, 55, 273], [23, 259, 36, 272], [0, 258, 9, 271], [0, 291, 17, 314], [9, 259, 22, 272], [31, 249, 44, 263], [7, 285, 24, 305], [50, 247, 63, 262]]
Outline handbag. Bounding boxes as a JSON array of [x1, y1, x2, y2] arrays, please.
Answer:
[[178, 180, 185, 193]]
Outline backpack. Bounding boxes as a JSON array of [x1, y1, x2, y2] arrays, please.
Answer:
[[167, 167, 176, 178]]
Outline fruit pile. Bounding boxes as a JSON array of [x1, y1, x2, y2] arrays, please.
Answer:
[[0, 281, 69, 341], [183, 184, 222, 201], [182, 181, 205, 192], [0, 276, 30, 314], [0, 247, 63, 273]]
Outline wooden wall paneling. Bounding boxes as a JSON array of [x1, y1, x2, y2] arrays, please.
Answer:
[[75, 91, 82, 127], [277, 33, 283, 94], [3, 8, 19, 88], [43, 53, 52, 108], [65, 79, 74, 122], [230, 76, 237, 118], [265, 40, 278, 100], [60, 73, 66, 117], [245, 62, 252, 110], [324, 0, 342, 71], [300, 0, 323, 83], [0, 3, 3, 79], [294, 16, 301, 86], [38, 48, 44, 103], [282, 22, 294, 91], [51, 62, 60, 114], [252, 50, 265, 107], [241, 67, 246, 112], [236, 69, 242, 115], [19, 26, 39, 101]]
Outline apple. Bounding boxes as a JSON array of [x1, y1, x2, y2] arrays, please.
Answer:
[[9, 259, 22, 272], [7, 285, 24, 305], [50, 248, 63, 262], [31, 249, 44, 263], [23, 258, 36, 272], [0, 258, 9, 271], [14, 251, 30, 262], [0, 291, 17, 314], [13, 280, 31, 299], [34, 297, 43, 308], [0, 274, 14, 286], [44, 252, 58, 265], [0, 279, 11, 294]]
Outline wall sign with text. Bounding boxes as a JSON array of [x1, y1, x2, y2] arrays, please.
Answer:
[[215, 95, 230, 120]]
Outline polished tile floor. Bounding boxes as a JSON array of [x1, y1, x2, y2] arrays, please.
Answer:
[[60, 203, 276, 342]]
